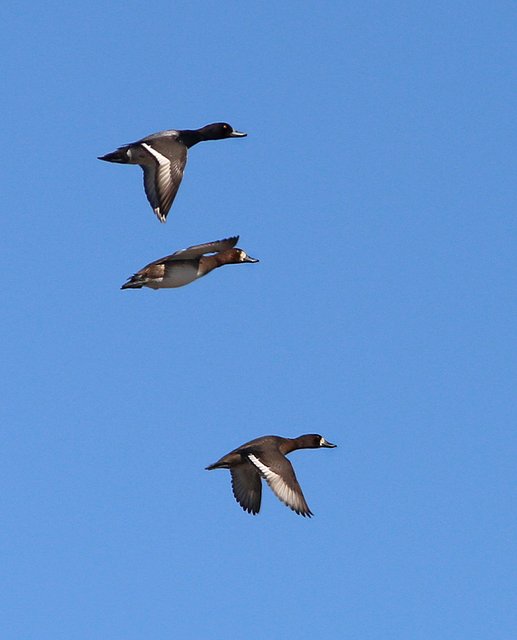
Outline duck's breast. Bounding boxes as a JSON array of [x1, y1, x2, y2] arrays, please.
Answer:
[[158, 260, 201, 288]]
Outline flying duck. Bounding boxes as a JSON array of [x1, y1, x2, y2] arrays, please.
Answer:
[[121, 236, 258, 290], [98, 122, 247, 222], [206, 434, 337, 517]]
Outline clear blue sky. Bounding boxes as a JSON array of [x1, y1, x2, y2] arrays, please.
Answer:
[[2, 2, 516, 638]]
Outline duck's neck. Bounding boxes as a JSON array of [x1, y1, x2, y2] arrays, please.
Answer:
[[279, 436, 317, 454], [178, 130, 204, 148], [278, 438, 300, 455], [198, 253, 227, 276]]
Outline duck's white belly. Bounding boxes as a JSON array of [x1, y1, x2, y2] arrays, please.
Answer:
[[147, 262, 200, 289]]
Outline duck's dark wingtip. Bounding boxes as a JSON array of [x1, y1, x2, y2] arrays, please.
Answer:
[[239, 504, 260, 516]]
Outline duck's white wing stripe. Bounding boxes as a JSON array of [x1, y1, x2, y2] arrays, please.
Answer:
[[247, 454, 311, 516], [248, 454, 279, 481], [141, 142, 178, 222], [141, 142, 170, 166]]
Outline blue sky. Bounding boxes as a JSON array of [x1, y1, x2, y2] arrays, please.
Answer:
[[2, 2, 516, 638]]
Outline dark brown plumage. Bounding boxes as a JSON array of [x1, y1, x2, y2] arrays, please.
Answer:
[[206, 434, 337, 517]]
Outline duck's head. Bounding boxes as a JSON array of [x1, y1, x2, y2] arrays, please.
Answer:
[[202, 122, 247, 139], [220, 248, 259, 264], [298, 434, 337, 449]]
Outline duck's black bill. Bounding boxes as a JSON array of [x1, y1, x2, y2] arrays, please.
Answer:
[[321, 438, 337, 448], [244, 256, 259, 263], [230, 130, 247, 137]]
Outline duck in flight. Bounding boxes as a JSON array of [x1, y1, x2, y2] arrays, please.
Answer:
[[121, 236, 258, 290], [206, 434, 337, 517], [98, 123, 246, 222]]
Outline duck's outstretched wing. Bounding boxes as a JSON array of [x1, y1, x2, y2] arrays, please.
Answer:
[[139, 139, 187, 223], [132, 237, 239, 272], [168, 236, 239, 260], [247, 453, 313, 517], [230, 464, 262, 515]]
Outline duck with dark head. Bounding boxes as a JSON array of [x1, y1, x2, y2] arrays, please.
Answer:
[[206, 434, 337, 517], [98, 122, 246, 222]]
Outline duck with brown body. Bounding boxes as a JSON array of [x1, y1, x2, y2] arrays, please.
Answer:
[[98, 123, 246, 222], [206, 434, 337, 517], [121, 236, 258, 290]]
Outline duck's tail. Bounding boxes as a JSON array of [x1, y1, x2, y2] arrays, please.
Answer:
[[98, 147, 130, 164], [120, 276, 145, 290]]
